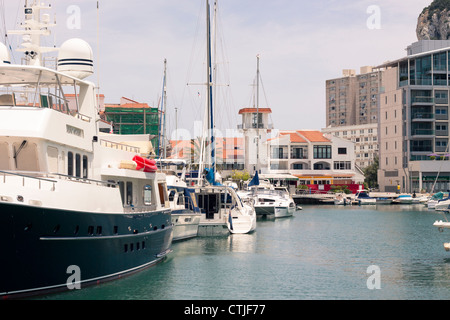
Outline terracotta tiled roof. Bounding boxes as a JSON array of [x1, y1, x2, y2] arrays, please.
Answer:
[[238, 108, 272, 114], [280, 132, 307, 143], [297, 130, 330, 143]]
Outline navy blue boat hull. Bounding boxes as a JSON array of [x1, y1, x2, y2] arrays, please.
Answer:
[[0, 202, 173, 298]]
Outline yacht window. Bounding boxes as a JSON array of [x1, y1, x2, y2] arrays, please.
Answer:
[[118, 181, 125, 205], [143, 184, 152, 205], [126, 181, 133, 206], [82, 155, 88, 178], [68, 152, 74, 176], [168, 189, 176, 202], [177, 192, 185, 206], [75, 153, 81, 178]]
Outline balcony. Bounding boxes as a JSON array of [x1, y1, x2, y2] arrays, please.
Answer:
[[291, 154, 308, 160], [271, 154, 288, 160], [411, 129, 435, 137], [411, 113, 434, 121], [412, 96, 434, 106], [237, 123, 274, 130]]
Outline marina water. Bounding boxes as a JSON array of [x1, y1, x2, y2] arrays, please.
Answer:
[[37, 204, 450, 300]]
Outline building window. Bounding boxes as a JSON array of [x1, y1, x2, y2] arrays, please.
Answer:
[[293, 163, 303, 170], [313, 145, 332, 159], [334, 161, 351, 170], [338, 148, 347, 155]]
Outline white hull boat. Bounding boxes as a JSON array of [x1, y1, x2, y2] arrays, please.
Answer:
[[334, 193, 352, 205], [392, 194, 414, 204], [253, 190, 296, 218], [195, 185, 256, 236], [355, 190, 376, 205], [435, 199, 450, 212]]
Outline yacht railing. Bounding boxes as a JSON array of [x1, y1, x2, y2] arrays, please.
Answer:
[[0, 170, 57, 191], [100, 139, 140, 154], [0, 170, 119, 189]]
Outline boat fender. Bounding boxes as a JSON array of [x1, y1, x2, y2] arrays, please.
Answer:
[[132, 155, 157, 173]]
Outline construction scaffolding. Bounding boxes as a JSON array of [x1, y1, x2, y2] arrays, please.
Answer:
[[104, 106, 159, 148]]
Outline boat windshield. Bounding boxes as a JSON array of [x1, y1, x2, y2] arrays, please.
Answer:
[[0, 66, 91, 121]]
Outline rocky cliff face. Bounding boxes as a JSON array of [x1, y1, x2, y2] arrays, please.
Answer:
[[417, 1, 450, 40]]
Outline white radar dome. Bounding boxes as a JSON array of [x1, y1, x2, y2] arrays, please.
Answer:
[[0, 43, 11, 65], [57, 38, 94, 79]]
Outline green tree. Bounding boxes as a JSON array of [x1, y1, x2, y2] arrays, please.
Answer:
[[231, 170, 250, 182], [363, 156, 379, 189]]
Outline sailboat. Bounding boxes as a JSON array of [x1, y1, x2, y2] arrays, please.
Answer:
[[155, 61, 201, 241], [194, 0, 256, 236], [0, 1, 172, 298]]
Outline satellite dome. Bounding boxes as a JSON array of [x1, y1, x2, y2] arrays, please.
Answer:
[[0, 43, 11, 65], [57, 38, 94, 79]]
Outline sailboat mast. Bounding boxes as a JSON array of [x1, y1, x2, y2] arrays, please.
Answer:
[[256, 54, 260, 174], [206, 0, 216, 177], [157, 58, 167, 159], [163, 58, 167, 159]]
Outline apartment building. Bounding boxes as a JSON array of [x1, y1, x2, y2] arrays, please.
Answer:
[[326, 67, 382, 128], [325, 67, 382, 170], [376, 40, 450, 193]]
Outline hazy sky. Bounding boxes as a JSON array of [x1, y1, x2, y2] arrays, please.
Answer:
[[1, 0, 433, 138]]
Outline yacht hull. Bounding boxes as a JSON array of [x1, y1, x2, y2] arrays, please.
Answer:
[[171, 210, 201, 241], [0, 202, 173, 298], [254, 205, 295, 218]]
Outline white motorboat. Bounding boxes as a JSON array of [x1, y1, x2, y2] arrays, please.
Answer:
[[411, 195, 430, 204], [392, 194, 414, 204], [435, 198, 450, 212], [241, 174, 295, 218], [355, 190, 376, 205], [252, 188, 296, 218], [427, 192, 449, 209], [334, 193, 352, 205]]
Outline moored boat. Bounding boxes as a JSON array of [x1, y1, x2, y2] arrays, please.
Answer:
[[355, 190, 376, 205], [334, 193, 352, 205], [189, 0, 256, 236], [392, 194, 414, 204], [161, 160, 201, 241], [427, 192, 448, 209], [0, 1, 172, 298]]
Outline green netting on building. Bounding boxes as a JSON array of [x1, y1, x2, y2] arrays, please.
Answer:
[[105, 107, 158, 134], [104, 107, 160, 148]]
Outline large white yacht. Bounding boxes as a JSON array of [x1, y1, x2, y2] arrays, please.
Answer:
[[0, 1, 172, 298]]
